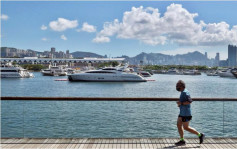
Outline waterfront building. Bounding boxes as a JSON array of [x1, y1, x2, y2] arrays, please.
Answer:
[[228, 45, 237, 67], [219, 60, 228, 67]]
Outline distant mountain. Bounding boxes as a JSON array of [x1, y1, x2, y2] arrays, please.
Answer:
[[1, 46, 214, 66], [120, 51, 210, 66], [71, 51, 105, 58]]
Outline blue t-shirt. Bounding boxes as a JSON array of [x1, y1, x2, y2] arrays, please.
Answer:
[[179, 89, 192, 116]]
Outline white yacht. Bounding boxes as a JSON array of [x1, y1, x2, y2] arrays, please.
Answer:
[[41, 64, 67, 76], [68, 67, 147, 82], [1, 63, 34, 78], [218, 69, 235, 78]]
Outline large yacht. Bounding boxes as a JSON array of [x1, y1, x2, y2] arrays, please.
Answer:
[[41, 64, 67, 76], [218, 68, 235, 78], [68, 67, 147, 82], [1, 63, 34, 78]]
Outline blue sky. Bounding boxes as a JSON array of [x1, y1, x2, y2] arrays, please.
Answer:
[[1, 1, 237, 60]]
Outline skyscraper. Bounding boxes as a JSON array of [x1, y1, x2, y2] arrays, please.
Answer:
[[51, 47, 56, 58], [228, 45, 237, 67], [215, 53, 220, 66]]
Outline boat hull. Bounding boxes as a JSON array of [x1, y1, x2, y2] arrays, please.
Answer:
[[219, 72, 235, 77], [68, 73, 147, 82]]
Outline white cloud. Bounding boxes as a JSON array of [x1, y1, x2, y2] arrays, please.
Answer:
[[94, 4, 237, 46], [0, 14, 9, 20], [61, 35, 67, 40], [82, 22, 96, 32], [92, 36, 110, 43], [41, 25, 47, 30], [41, 38, 48, 41], [49, 18, 78, 32]]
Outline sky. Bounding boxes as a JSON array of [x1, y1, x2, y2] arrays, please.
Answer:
[[1, 1, 237, 60]]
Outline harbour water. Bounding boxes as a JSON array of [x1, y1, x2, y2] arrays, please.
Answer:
[[1, 72, 237, 138], [1, 72, 237, 98]]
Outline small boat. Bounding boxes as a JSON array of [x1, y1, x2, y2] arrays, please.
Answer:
[[206, 71, 218, 76], [166, 68, 180, 75], [1, 63, 34, 78], [68, 67, 147, 82], [41, 64, 67, 76], [183, 70, 201, 75]]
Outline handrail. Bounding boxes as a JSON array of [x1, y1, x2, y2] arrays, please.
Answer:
[[1, 97, 237, 101]]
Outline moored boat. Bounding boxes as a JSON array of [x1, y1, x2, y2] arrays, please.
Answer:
[[183, 70, 201, 75], [68, 67, 147, 82], [41, 64, 67, 76], [218, 68, 235, 78], [1, 63, 34, 78]]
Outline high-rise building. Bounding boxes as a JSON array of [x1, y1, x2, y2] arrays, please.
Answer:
[[51, 47, 56, 53], [205, 52, 208, 59], [228, 45, 237, 67], [51, 47, 56, 58], [215, 53, 220, 66]]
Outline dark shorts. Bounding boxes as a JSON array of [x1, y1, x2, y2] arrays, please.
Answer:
[[179, 115, 192, 122]]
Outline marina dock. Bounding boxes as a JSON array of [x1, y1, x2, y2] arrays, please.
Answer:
[[1, 138, 237, 148]]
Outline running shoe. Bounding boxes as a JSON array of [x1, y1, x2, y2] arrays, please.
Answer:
[[199, 133, 205, 144], [175, 140, 186, 146]]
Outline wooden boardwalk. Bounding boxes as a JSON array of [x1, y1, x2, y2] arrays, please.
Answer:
[[1, 138, 237, 149]]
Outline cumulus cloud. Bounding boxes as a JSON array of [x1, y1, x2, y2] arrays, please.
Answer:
[[61, 35, 67, 40], [0, 14, 9, 20], [41, 25, 47, 30], [81, 22, 96, 32], [42, 38, 48, 41], [94, 4, 237, 46], [49, 18, 78, 32], [92, 36, 110, 43]]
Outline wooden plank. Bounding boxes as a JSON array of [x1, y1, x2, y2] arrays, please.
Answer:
[[66, 138, 77, 149], [225, 138, 237, 148], [78, 138, 88, 149], [90, 138, 98, 149], [99, 139, 106, 149], [113, 138, 118, 149], [123, 138, 128, 149], [104, 139, 110, 149], [127, 138, 133, 149], [95, 138, 102, 149], [147, 138, 153, 149], [220, 138, 233, 149]]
